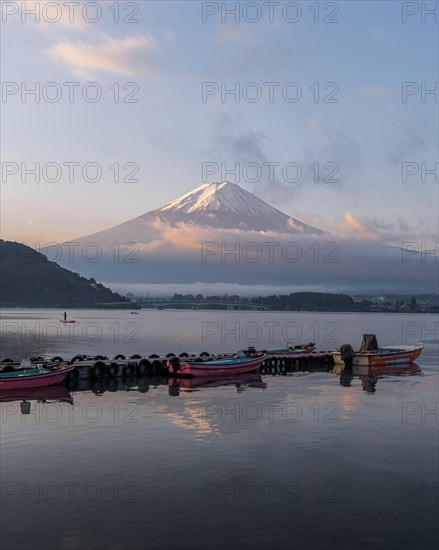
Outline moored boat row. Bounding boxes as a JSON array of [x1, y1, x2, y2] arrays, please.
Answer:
[[0, 334, 424, 389]]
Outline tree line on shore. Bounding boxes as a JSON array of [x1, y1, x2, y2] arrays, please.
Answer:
[[168, 292, 425, 312]]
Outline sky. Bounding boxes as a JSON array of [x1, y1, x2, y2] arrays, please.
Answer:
[[1, 0, 438, 294]]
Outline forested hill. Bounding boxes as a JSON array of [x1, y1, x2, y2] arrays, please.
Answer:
[[0, 240, 132, 308]]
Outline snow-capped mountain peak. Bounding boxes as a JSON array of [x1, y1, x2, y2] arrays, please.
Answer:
[[76, 181, 326, 244], [159, 181, 265, 215], [155, 181, 325, 235]]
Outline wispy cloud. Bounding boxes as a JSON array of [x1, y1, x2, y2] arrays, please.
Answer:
[[363, 85, 390, 95], [212, 22, 291, 76], [3, 1, 86, 29], [338, 211, 395, 240], [343, 210, 367, 232], [46, 33, 158, 78], [371, 29, 391, 42]]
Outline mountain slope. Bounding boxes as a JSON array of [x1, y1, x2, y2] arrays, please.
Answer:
[[0, 240, 132, 307]]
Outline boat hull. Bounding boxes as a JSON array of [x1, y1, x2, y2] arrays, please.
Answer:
[[332, 345, 423, 372], [0, 366, 74, 390], [168, 356, 265, 377]]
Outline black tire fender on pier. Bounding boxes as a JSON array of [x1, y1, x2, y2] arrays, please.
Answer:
[[67, 367, 80, 380], [107, 378, 119, 392], [123, 363, 136, 377], [114, 354, 126, 360], [107, 362, 119, 378], [91, 361, 106, 378], [151, 360, 164, 375], [137, 359, 151, 376]]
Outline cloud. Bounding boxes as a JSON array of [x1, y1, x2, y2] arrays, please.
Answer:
[[46, 33, 158, 78], [371, 29, 391, 42], [148, 220, 207, 250], [363, 85, 390, 95], [343, 210, 367, 232], [387, 124, 433, 164], [212, 123, 268, 161], [396, 214, 412, 233], [62, 230, 438, 294], [306, 119, 320, 128], [338, 211, 395, 240], [2, 1, 85, 29], [212, 22, 291, 77]]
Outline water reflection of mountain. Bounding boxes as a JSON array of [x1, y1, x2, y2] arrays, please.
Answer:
[[168, 373, 267, 395], [65, 373, 269, 439]]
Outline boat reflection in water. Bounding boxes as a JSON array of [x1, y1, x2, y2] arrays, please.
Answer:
[[168, 372, 267, 397], [64, 373, 267, 397], [339, 362, 422, 393], [2, 364, 421, 404], [65, 375, 161, 395], [0, 385, 74, 415]]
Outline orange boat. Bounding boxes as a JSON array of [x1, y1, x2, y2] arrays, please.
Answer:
[[332, 334, 423, 376]]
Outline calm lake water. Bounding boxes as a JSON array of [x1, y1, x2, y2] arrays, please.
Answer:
[[1, 309, 438, 550]]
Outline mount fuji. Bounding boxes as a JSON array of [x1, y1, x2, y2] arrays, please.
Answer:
[[78, 181, 326, 242], [63, 181, 434, 293]]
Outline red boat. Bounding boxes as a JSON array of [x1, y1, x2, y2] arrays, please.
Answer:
[[167, 354, 266, 377], [0, 365, 75, 391]]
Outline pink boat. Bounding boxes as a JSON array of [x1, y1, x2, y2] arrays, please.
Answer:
[[167, 355, 266, 377], [0, 365, 75, 391]]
